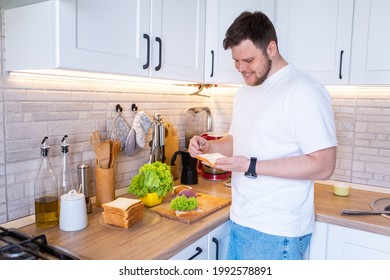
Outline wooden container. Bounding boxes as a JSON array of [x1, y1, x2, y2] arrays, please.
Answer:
[[95, 165, 115, 207]]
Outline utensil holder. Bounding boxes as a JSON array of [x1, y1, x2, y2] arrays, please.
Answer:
[[95, 164, 115, 207]]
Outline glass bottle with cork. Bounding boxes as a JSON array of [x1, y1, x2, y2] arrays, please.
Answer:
[[34, 136, 59, 228]]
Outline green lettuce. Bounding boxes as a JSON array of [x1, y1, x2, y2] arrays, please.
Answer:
[[169, 195, 198, 211], [128, 161, 173, 198]]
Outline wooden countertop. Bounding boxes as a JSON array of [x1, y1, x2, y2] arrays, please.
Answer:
[[18, 180, 390, 259], [314, 183, 390, 236], [20, 179, 232, 260]]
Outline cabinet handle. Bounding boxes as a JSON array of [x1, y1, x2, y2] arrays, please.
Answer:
[[188, 247, 202, 260], [210, 50, 215, 77], [212, 237, 219, 260], [143, 34, 150, 70], [155, 37, 162, 71], [339, 50, 344, 79]]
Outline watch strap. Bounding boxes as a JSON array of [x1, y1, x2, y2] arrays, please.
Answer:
[[244, 157, 257, 179]]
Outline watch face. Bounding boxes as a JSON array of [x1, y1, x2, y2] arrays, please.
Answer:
[[244, 172, 257, 179]]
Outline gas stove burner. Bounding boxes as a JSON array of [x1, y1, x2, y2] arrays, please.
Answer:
[[0, 226, 79, 260], [1, 245, 38, 260]]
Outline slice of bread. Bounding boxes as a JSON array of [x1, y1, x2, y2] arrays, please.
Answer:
[[102, 209, 144, 228], [175, 208, 204, 217], [102, 197, 143, 218], [102, 199, 144, 228], [196, 153, 226, 167]]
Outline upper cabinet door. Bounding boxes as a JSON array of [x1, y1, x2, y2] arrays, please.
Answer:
[[58, 0, 150, 76], [5, 0, 151, 76], [350, 0, 390, 85], [150, 0, 206, 82], [204, 0, 276, 84], [276, 0, 354, 85], [5, 0, 205, 82]]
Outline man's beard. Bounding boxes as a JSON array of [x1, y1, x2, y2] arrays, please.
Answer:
[[245, 57, 272, 86]]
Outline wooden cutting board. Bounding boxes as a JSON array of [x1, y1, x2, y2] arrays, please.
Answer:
[[164, 122, 180, 179], [149, 192, 231, 224]]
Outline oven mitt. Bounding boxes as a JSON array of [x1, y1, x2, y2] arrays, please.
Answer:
[[124, 111, 151, 157], [109, 113, 130, 151], [133, 111, 152, 148], [124, 127, 141, 156]]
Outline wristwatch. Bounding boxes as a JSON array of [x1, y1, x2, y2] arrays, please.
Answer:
[[244, 157, 257, 179]]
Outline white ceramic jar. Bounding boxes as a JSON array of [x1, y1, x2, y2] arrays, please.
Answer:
[[59, 190, 88, 231]]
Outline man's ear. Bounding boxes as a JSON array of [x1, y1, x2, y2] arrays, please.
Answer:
[[267, 41, 278, 57]]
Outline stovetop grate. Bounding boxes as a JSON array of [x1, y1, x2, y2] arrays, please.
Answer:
[[0, 225, 79, 260]]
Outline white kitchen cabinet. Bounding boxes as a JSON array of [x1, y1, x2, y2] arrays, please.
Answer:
[[276, 0, 354, 85], [208, 220, 230, 260], [326, 224, 390, 260], [306, 221, 328, 260], [4, 0, 205, 82], [307, 222, 390, 260], [5, 0, 150, 76], [169, 221, 230, 260], [204, 0, 276, 84], [149, 0, 205, 82], [349, 0, 390, 85], [169, 234, 209, 260]]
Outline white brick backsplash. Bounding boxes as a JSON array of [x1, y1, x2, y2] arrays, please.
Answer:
[[20, 102, 53, 112], [6, 123, 48, 140], [355, 121, 368, 132]]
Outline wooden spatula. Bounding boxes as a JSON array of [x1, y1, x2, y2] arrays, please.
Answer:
[[96, 140, 110, 169], [109, 140, 121, 168]]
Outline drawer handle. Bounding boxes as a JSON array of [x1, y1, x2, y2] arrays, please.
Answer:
[[212, 237, 219, 260], [155, 37, 162, 71], [143, 34, 150, 70], [188, 247, 202, 260], [338, 50, 344, 79]]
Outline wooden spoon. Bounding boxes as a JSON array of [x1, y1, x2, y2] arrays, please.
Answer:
[[109, 140, 121, 168], [96, 140, 110, 169]]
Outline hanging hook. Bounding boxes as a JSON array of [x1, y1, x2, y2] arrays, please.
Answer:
[[116, 104, 122, 113], [131, 103, 138, 111]]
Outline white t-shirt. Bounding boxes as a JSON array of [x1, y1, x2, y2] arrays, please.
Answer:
[[229, 65, 337, 237]]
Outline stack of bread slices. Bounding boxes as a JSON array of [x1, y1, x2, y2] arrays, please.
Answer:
[[102, 197, 144, 228]]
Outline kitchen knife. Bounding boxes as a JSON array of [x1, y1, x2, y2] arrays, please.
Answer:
[[340, 209, 390, 215]]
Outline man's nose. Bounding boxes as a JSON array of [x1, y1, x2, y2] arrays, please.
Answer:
[[236, 62, 245, 73]]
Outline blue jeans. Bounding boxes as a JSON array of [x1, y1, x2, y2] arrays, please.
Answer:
[[227, 220, 312, 260]]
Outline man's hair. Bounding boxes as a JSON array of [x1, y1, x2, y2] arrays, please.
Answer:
[[223, 11, 278, 53]]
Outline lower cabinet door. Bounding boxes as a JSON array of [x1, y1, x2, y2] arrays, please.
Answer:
[[306, 221, 328, 260], [326, 224, 390, 260], [208, 221, 230, 260], [169, 235, 208, 260]]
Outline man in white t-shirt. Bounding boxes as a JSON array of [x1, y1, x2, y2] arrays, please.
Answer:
[[188, 11, 337, 259]]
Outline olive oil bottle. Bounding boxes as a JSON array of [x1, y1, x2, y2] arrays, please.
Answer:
[[34, 137, 59, 228]]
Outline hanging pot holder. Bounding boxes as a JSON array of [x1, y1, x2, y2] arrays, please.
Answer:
[[108, 106, 130, 151], [124, 111, 152, 157]]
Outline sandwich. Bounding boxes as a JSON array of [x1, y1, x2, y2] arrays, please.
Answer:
[[196, 153, 226, 167], [169, 194, 203, 217]]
